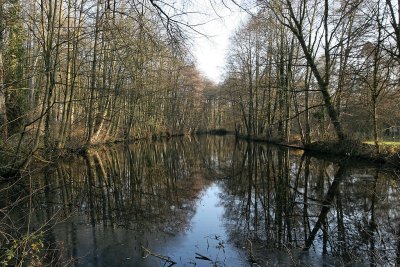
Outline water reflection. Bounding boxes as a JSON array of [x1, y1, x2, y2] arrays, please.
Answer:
[[5, 136, 400, 266], [223, 141, 400, 266], [30, 136, 244, 266]]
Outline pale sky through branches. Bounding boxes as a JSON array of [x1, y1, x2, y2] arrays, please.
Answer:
[[187, 2, 248, 84]]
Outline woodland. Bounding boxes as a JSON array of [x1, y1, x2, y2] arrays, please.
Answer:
[[1, 0, 400, 174], [1, 0, 400, 266]]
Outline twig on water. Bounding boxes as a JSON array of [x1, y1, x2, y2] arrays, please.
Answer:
[[195, 252, 212, 261], [142, 246, 176, 266]]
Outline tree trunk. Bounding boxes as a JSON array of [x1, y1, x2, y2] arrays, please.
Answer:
[[0, 1, 8, 142], [86, 1, 101, 144], [0, 54, 7, 143], [43, 0, 62, 148], [285, 0, 346, 141]]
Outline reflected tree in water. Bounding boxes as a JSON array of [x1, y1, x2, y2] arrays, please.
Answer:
[[222, 140, 400, 266], [2, 137, 400, 266]]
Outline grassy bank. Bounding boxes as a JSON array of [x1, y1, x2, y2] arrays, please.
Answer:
[[234, 134, 400, 167]]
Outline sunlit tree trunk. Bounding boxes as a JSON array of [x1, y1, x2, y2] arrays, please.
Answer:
[[371, 6, 384, 153], [304, 65, 312, 144], [268, 0, 347, 141], [0, 3, 7, 142], [42, 0, 62, 148], [86, 1, 101, 144]]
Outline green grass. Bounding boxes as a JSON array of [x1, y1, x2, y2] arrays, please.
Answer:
[[363, 141, 400, 146]]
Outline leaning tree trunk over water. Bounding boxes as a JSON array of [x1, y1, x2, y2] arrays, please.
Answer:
[[270, 0, 347, 141]]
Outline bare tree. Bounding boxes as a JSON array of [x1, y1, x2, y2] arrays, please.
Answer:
[[0, 0, 7, 142]]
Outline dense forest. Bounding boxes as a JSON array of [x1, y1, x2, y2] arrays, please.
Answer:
[[220, 0, 400, 149], [0, 0, 220, 173], [1, 0, 400, 172]]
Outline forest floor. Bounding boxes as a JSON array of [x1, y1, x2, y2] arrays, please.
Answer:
[[363, 140, 400, 146]]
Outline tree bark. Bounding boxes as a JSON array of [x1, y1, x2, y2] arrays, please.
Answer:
[[0, 1, 8, 141], [284, 0, 346, 141], [86, 1, 101, 144]]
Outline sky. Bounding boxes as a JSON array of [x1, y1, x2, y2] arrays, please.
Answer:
[[186, 2, 248, 84]]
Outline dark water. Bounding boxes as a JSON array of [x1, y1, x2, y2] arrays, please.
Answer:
[[4, 136, 400, 266]]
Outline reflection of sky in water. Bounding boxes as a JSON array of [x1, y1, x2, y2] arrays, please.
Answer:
[[158, 183, 246, 266], [53, 183, 247, 266], [30, 136, 400, 266]]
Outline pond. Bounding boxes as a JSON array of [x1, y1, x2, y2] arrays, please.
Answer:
[[2, 135, 400, 266]]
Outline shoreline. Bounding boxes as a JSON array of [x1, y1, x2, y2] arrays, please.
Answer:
[[1, 131, 399, 179]]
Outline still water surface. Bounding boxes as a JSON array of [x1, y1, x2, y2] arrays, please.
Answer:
[[17, 136, 400, 266]]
